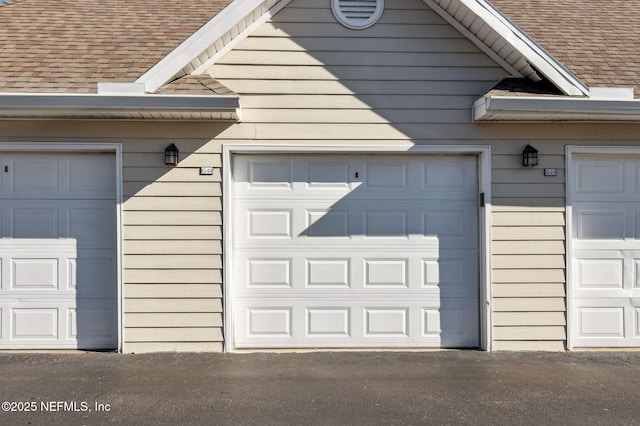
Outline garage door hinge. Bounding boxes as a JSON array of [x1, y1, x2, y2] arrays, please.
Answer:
[[479, 193, 485, 207]]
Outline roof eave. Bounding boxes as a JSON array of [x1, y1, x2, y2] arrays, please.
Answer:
[[0, 93, 241, 121], [474, 95, 640, 122]]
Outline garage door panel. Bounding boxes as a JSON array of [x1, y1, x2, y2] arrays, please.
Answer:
[[234, 299, 478, 347], [236, 199, 477, 246], [233, 154, 480, 349], [12, 258, 59, 290], [10, 208, 59, 239], [1, 240, 75, 294], [74, 255, 117, 297], [11, 308, 58, 340], [68, 207, 117, 248], [3, 200, 115, 244], [69, 304, 117, 341], [67, 157, 116, 196], [9, 157, 60, 193], [0, 152, 117, 349], [235, 156, 477, 201], [1, 154, 115, 199], [237, 251, 473, 296], [575, 160, 624, 194]]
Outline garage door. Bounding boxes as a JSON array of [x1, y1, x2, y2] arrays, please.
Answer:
[[231, 154, 479, 349], [571, 153, 640, 347], [0, 152, 117, 349]]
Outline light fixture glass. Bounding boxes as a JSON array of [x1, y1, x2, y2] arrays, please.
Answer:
[[165, 144, 179, 166], [522, 145, 538, 167]]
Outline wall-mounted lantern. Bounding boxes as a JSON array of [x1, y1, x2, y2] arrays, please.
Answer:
[[164, 143, 179, 166], [522, 145, 538, 167]]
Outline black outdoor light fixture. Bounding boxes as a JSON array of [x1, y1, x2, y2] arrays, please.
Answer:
[[522, 144, 538, 167], [165, 143, 179, 166]]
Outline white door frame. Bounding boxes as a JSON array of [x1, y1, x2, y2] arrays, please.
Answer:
[[0, 142, 124, 351], [223, 144, 493, 352], [566, 145, 640, 350]]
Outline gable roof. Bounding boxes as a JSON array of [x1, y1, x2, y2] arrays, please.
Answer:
[[0, 0, 233, 93], [139, 0, 594, 97]]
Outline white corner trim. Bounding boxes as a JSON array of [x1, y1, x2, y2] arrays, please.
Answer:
[[137, 0, 291, 93], [222, 143, 493, 352]]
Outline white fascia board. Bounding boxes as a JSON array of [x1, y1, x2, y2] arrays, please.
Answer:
[[474, 95, 640, 122], [0, 93, 240, 120], [192, 0, 292, 75], [136, 0, 281, 94]]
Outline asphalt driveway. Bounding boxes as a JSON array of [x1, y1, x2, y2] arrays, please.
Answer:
[[0, 350, 639, 425]]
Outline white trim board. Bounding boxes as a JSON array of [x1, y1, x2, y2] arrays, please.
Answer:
[[0, 142, 124, 352], [137, 0, 292, 93], [222, 143, 492, 352]]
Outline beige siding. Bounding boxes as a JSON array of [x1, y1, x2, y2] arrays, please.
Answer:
[[122, 138, 224, 352], [491, 204, 566, 349]]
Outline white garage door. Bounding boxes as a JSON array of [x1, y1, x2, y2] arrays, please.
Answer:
[[571, 153, 640, 347], [0, 152, 117, 349], [231, 154, 479, 349]]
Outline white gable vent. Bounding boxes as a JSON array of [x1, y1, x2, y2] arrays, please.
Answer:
[[332, 0, 384, 30]]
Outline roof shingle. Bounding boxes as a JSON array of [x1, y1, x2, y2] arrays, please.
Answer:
[[489, 0, 640, 97], [0, 0, 233, 93]]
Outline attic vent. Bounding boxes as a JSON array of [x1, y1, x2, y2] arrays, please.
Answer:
[[332, 0, 384, 30]]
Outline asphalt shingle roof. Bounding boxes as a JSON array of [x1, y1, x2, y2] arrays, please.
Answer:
[[0, 0, 233, 93], [1, 0, 639, 97], [489, 0, 640, 97]]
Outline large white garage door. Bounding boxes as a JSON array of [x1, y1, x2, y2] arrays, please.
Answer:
[[571, 153, 640, 347], [232, 154, 479, 349], [0, 152, 117, 349]]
